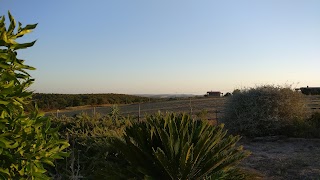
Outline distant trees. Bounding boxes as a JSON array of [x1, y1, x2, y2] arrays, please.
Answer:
[[31, 93, 152, 111]]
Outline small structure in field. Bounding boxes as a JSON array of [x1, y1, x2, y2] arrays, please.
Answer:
[[205, 91, 222, 97], [295, 86, 320, 95]]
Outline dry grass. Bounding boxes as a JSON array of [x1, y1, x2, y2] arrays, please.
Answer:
[[241, 137, 320, 179], [52, 97, 226, 119], [50, 95, 320, 118]]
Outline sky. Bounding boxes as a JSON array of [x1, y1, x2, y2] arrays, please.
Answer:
[[1, 0, 319, 95]]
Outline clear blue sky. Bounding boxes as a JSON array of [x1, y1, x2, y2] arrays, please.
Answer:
[[1, 0, 319, 94]]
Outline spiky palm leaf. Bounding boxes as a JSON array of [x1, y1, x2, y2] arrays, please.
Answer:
[[109, 113, 250, 179]]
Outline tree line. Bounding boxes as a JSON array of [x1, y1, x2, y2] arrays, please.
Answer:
[[31, 93, 153, 111]]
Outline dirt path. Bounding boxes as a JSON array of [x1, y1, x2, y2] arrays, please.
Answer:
[[241, 137, 320, 179]]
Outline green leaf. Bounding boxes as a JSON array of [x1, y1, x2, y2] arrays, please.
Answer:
[[7, 141, 19, 149], [7, 11, 16, 35], [11, 40, 36, 50], [0, 141, 5, 148], [0, 62, 10, 69], [17, 22, 22, 31], [0, 100, 9, 105], [22, 23, 38, 31], [1, 29, 8, 44], [16, 24, 37, 38], [0, 53, 9, 60], [41, 158, 54, 167], [3, 81, 14, 88], [0, 167, 10, 177], [0, 16, 5, 24]]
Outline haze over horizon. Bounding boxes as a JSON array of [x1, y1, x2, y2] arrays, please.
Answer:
[[1, 1, 319, 95]]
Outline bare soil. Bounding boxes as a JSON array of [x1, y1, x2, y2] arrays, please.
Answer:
[[241, 137, 320, 179]]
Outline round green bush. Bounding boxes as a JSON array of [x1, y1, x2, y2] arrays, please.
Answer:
[[222, 85, 308, 137]]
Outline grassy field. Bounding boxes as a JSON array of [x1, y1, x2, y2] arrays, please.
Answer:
[[50, 97, 227, 120], [49, 95, 320, 120]]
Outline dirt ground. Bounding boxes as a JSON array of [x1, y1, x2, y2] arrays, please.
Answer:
[[240, 137, 320, 179]]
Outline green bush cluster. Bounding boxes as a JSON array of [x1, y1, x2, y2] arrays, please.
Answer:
[[30, 93, 152, 111], [306, 112, 320, 137], [50, 112, 251, 179], [223, 85, 308, 137], [49, 112, 131, 179], [288, 112, 320, 138], [0, 12, 69, 179]]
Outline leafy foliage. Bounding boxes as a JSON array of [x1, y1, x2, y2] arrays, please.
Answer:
[[109, 113, 250, 179], [306, 112, 320, 138], [50, 113, 131, 179], [288, 112, 320, 138], [223, 85, 308, 137], [30, 93, 153, 111], [0, 12, 69, 179]]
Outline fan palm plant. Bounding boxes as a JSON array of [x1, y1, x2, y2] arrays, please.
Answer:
[[108, 113, 250, 179]]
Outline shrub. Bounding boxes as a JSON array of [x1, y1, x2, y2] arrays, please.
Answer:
[[307, 112, 320, 138], [0, 12, 69, 179], [222, 85, 308, 137], [108, 113, 250, 179], [282, 111, 320, 138], [50, 113, 131, 179]]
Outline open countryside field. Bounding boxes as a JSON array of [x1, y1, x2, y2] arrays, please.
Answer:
[[51, 95, 320, 179], [52, 95, 320, 119], [51, 97, 227, 120]]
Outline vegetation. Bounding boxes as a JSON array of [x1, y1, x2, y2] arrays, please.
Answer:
[[223, 85, 309, 137], [0, 9, 249, 180], [289, 111, 320, 138], [30, 93, 153, 111], [49, 112, 130, 179], [2, 5, 319, 180], [55, 97, 227, 119], [49, 104, 320, 179], [232, 89, 241, 95], [306, 112, 320, 137], [48, 112, 251, 179], [0, 12, 69, 179], [108, 113, 250, 179]]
